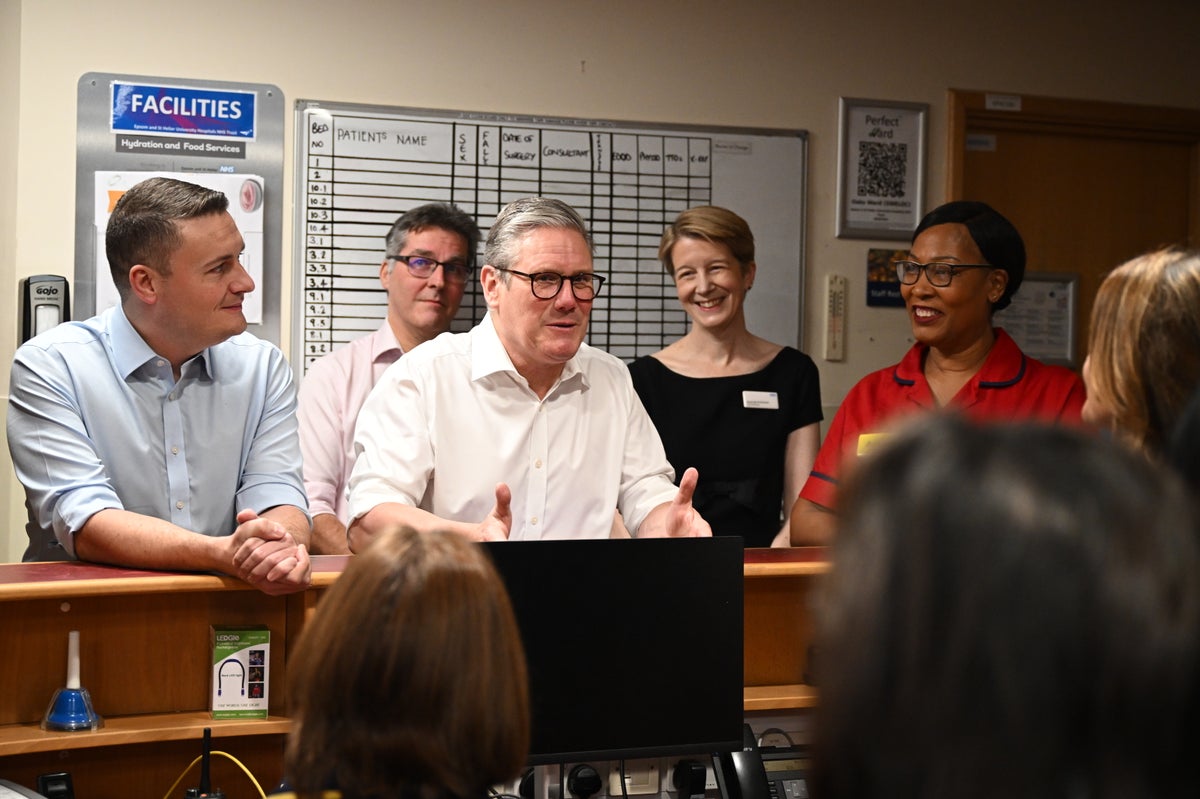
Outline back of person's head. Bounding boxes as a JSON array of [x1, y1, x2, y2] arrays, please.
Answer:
[[285, 528, 530, 799], [657, 205, 755, 274], [1087, 246, 1200, 455], [913, 200, 1025, 310], [484, 196, 592, 278], [1167, 383, 1200, 496], [385, 203, 482, 265], [812, 415, 1200, 799], [105, 177, 228, 299]]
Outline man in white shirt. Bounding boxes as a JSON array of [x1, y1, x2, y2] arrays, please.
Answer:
[[297, 204, 479, 554], [347, 197, 711, 547]]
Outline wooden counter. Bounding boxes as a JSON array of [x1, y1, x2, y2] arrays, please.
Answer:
[[0, 549, 826, 796], [742, 547, 828, 711], [0, 558, 346, 796]]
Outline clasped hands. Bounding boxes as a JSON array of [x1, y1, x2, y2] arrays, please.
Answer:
[[228, 509, 312, 594]]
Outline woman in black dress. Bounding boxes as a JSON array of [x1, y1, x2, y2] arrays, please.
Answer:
[[629, 206, 822, 547]]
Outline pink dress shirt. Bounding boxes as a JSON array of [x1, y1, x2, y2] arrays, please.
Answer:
[[297, 322, 403, 523]]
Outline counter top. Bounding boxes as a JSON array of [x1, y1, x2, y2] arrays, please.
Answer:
[[0, 555, 353, 600], [0, 547, 827, 600]]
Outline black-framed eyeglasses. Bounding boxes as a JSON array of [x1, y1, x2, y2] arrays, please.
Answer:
[[388, 254, 472, 284], [493, 267, 606, 300], [893, 259, 992, 288]]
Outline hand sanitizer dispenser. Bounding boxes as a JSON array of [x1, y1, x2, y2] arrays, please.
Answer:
[[21, 275, 70, 343]]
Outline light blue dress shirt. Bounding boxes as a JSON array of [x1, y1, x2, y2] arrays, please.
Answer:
[[8, 305, 308, 561]]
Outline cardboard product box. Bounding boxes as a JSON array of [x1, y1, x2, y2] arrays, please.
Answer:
[[211, 625, 270, 719]]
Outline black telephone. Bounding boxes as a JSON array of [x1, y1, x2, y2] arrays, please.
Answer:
[[714, 725, 810, 799]]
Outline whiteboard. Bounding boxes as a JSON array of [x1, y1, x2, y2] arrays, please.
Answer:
[[292, 101, 807, 373]]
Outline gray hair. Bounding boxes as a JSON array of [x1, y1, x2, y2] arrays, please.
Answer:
[[383, 203, 481, 270], [484, 197, 593, 282]]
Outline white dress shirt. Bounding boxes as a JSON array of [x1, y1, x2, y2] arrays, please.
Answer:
[[348, 313, 677, 539]]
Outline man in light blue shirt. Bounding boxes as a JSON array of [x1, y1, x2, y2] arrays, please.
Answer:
[[8, 177, 311, 595]]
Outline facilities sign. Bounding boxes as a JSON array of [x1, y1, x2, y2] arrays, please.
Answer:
[[111, 81, 257, 140]]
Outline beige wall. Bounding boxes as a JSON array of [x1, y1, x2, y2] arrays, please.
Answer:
[[3, 0, 23, 561], [4, 0, 1200, 561]]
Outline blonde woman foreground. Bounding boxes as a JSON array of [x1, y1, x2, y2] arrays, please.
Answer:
[[1082, 246, 1200, 458]]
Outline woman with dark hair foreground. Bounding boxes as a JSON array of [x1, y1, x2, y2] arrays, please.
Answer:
[[813, 416, 1200, 799], [276, 528, 530, 799]]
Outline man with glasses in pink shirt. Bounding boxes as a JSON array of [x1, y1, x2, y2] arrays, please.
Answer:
[[297, 204, 480, 554]]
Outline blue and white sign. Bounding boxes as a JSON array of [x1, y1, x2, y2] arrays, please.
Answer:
[[111, 82, 257, 140]]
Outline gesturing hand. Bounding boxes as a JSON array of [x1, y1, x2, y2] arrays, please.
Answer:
[[474, 483, 513, 542], [663, 467, 712, 538]]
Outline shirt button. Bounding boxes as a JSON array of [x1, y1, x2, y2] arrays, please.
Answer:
[[534, 458, 543, 468], [171, 447, 179, 455], [176, 501, 185, 510], [530, 516, 538, 525], [156, 359, 165, 368]]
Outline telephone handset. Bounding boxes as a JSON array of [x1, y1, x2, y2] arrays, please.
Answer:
[[714, 724, 810, 799]]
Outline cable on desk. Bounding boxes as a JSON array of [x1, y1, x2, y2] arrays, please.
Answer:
[[160, 750, 267, 799]]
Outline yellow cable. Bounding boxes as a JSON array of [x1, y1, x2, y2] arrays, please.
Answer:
[[160, 750, 268, 799], [162, 754, 201, 799]]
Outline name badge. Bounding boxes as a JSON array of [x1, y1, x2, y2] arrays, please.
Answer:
[[742, 391, 779, 410], [857, 433, 891, 456]]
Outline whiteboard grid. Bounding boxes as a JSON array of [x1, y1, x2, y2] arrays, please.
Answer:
[[294, 103, 806, 373]]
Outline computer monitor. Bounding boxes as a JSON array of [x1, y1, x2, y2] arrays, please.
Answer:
[[482, 537, 745, 765]]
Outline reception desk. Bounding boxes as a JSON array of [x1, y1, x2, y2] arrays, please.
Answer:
[[0, 549, 827, 796]]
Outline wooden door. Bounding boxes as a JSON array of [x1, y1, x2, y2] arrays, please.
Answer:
[[947, 91, 1200, 366]]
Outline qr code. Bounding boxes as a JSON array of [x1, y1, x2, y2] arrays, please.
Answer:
[[857, 141, 908, 198]]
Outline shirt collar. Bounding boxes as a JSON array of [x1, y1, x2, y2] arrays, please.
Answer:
[[371, 321, 405, 364], [470, 312, 586, 393], [109, 304, 214, 380], [892, 327, 1027, 390], [975, 328, 1026, 387]]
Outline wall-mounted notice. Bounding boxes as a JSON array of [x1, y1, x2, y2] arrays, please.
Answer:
[[293, 102, 807, 373], [76, 73, 284, 342], [994, 272, 1079, 367], [110, 80, 257, 141], [836, 98, 928, 241]]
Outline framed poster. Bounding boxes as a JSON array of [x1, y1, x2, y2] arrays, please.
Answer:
[[866, 247, 907, 307], [994, 271, 1079, 367], [836, 98, 928, 240]]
